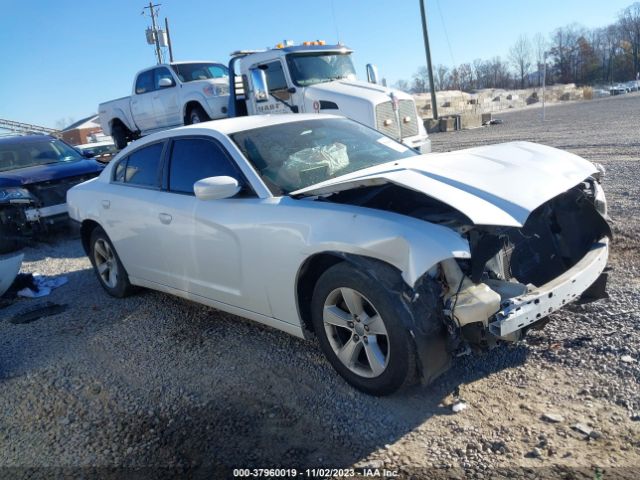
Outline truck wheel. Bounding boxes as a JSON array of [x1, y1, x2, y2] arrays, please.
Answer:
[[186, 105, 210, 125], [311, 262, 417, 396], [111, 123, 128, 150]]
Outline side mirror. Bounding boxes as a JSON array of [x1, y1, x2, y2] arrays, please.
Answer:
[[251, 68, 269, 102], [158, 77, 174, 88], [194, 176, 241, 200], [366, 64, 379, 84]]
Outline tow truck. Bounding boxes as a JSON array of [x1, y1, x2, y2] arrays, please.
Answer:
[[98, 41, 431, 153]]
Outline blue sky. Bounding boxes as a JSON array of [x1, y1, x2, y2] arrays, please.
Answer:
[[0, 0, 632, 128]]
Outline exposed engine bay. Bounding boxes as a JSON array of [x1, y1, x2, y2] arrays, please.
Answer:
[[324, 176, 611, 347]]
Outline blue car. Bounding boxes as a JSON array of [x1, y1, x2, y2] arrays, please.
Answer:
[[0, 135, 104, 253]]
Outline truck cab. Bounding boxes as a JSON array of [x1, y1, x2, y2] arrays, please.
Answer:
[[229, 42, 431, 153]]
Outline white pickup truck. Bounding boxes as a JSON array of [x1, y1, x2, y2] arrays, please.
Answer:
[[98, 62, 230, 149], [99, 42, 431, 153]]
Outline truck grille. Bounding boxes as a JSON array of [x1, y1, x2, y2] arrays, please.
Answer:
[[27, 175, 97, 208], [375, 100, 419, 140], [375, 101, 400, 140], [399, 100, 419, 138]]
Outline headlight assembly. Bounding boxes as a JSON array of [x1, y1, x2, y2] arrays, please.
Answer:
[[0, 187, 33, 204]]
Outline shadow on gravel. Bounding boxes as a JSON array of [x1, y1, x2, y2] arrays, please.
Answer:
[[101, 302, 530, 474]]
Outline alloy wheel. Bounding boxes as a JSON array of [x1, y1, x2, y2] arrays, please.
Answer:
[[323, 287, 390, 378], [93, 239, 118, 289]]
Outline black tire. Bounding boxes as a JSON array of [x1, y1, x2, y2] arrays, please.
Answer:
[[0, 222, 21, 254], [88, 227, 135, 297], [186, 104, 210, 125], [111, 122, 128, 150], [311, 262, 417, 396]]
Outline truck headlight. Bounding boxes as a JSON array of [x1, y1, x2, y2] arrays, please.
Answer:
[[203, 84, 229, 97], [0, 188, 32, 203]]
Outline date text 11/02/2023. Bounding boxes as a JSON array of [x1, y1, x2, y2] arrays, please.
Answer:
[[232, 467, 400, 477]]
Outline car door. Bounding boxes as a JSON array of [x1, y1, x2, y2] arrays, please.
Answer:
[[131, 70, 156, 132], [100, 140, 174, 285], [152, 136, 269, 312], [152, 67, 182, 128], [248, 60, 296, 116]]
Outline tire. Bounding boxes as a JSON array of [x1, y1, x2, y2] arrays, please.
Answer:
[[0, 225, 21, 254], [186, 104, 210, 125], [311, 262, 417, 396], [88, 227, 135, 297], [111, 122, 128, 150]]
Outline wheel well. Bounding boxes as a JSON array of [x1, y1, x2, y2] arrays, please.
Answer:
[[110, 118, 131, 135], [296, 253, 344, 338], [184, 101, 204, 119], [80, 220, 101, 256]]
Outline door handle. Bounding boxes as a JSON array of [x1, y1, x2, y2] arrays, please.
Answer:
[[101, 200, 110, 209], [158, 213, 172, 224]]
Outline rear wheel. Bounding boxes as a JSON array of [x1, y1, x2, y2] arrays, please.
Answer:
[[89, 227, 134, 297], [186, 104, 210, 125], [111, 122, 128, 150], [311, 262, 416, 395]]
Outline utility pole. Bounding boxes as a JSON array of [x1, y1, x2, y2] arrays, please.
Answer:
[[419, 0, 438, 120], [165, 17, 174, 62], [144, 2, 163, 64]]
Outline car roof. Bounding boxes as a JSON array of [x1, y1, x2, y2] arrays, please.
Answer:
[[0, 135, 56, 146], [176, 113, 343, 135]]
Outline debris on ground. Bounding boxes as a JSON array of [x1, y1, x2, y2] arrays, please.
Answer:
[[452, 400, 468, 413], [9, 302, 68, 324], [541, 412, 564, 423], [16, 274, 68, 298]]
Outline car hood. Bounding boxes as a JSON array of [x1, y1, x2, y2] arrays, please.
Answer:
[[306, 79, 414, 104], [291, 141, 597, 227], [0, 159, 103, 188]]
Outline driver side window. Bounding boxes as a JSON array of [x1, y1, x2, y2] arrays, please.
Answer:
[[167, 138, 249, 195], [262, 61, 290, 100]]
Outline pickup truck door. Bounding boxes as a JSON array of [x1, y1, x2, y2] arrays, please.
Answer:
[[131, 69, 156, 132], [152, 67, 182, 128], [247, 60, 298, 116]]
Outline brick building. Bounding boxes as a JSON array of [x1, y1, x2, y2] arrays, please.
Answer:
[[61, 115, 103, 145]]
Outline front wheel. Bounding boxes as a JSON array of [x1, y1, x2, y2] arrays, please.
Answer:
[[186, 105, 210, 125], [311, 262, 416, 395]]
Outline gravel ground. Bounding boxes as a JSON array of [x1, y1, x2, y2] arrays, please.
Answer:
[[1, 94, 639, 479]]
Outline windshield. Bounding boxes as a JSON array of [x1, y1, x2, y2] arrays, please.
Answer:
[[170, 63, 229, 82], [286, 53, 356, 86], [0, 138, 83, 173], [231, 118, 417, 195]]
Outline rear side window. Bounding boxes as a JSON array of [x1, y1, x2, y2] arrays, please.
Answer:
[[168, 138, 242, 194], [115, 142, 163, 187], [135, 70, 154, 94]]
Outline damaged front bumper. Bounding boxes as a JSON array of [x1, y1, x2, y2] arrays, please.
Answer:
[[489, 237, 609, 338]]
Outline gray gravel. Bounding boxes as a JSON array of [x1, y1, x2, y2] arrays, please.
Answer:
[[1, 94, 639, 478]]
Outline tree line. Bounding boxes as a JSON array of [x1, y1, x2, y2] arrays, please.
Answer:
[[396, 2, 640, 92]]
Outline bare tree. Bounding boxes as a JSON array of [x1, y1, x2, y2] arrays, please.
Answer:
[[435, 64, 449, 91], [509, 35, 532, 88], [393, 79, 411, 93], [618, 2, 640, 78], [533, 33, 548, 86], [411, 66, 430, 93]]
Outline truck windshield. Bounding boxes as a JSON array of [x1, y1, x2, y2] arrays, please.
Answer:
[[0, 138, 83, 172], [170, 63, 229, 83], [231, 118, 417, 195], [286, 53, 356, 86]]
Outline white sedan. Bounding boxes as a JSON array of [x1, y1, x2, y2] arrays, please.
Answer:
[[67, 114, 611, 395]]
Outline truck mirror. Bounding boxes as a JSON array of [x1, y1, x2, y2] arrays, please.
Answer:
[[366, 64, 379, 84], [158, 77, 174, 88], [251, 68, 269, 103]]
